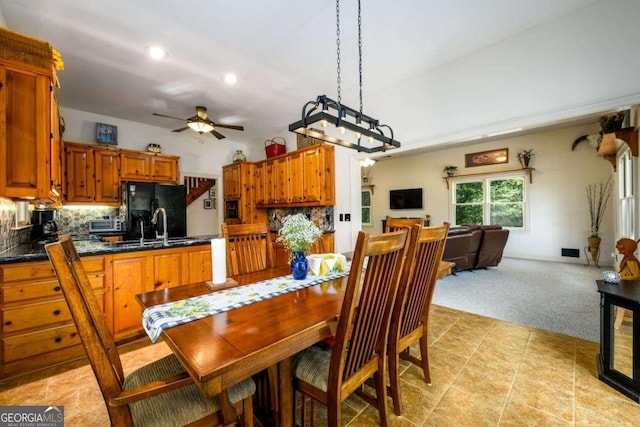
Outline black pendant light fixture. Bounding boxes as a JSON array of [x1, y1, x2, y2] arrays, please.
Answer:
[[288, 0, 401, 154]]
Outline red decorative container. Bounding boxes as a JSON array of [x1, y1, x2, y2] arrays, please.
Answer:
[[265, 137, 286, 158]]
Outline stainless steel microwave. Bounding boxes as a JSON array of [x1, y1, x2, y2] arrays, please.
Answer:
[[89, 218, 122, 233]]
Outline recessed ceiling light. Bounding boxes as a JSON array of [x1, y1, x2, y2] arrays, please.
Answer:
[[145, 46, 168, 60], [222, 73, 238, 85]]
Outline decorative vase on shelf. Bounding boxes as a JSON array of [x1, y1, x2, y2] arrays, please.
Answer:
[[232, 150, 247, 163], [291, 251, 309, 280]]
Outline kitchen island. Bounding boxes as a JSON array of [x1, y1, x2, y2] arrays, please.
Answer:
[[0, 236, 218, 379]]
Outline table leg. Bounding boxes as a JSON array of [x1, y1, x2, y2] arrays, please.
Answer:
[[278, 357, 294, 427]]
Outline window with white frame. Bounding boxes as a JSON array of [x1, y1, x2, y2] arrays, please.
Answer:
[[452, 175, 526, 228], [361, 188, 372, 226], [618, 148, 635, 239]]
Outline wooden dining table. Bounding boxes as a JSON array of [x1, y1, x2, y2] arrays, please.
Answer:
[[136, 265, 348, 427]]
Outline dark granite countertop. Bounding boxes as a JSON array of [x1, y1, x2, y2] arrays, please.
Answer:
[[0, 235, 220, 265], [270, 229, 335, 234]]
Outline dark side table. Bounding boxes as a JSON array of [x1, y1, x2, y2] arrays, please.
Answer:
[[596, 279, 640, 402]]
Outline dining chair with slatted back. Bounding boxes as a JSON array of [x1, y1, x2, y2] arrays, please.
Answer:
[[293, 229, 410, 427], [384, 216, 423, 232], [45, 235, 256, 427], [221, 223, 274, 276], [387, 222, 450, 416]]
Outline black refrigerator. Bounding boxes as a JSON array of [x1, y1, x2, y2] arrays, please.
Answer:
[[121, 182, 187, 240]]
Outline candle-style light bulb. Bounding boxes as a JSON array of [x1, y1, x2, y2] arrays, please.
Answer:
[[320, 119, 329, 128]]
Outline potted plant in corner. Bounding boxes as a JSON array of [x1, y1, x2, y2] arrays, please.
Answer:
[[586, 176, 613, 262], [443, 165, 458, 177], [517, 149, 534, 168], [276, 213, 323, 280]]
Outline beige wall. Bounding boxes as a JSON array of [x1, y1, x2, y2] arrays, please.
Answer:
[[365, 122, 615, 264]]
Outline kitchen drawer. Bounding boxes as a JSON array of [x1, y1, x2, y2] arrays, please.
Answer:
[[0, 257, 105, 283], [2, 274, 104, 303], [2, 292, 104, 333], [2, 323, 81, 363]]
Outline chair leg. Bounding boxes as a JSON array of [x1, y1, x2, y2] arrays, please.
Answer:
[[241, 395, 254, 427], [388, 350, 403, 416], [326, 393, 341, 427], [374, 368, 390, 427], [419, 335, 432, 385]]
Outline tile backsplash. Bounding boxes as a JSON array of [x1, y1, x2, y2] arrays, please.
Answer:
[[268, 207, 334, 233], [0, 198, 31, 252], [58, 207, 120, 235]]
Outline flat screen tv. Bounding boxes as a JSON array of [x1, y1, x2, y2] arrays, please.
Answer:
[[390, 188, 423, 210]]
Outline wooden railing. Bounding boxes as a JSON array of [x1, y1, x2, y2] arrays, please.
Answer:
[[183, 176, 215, 205]]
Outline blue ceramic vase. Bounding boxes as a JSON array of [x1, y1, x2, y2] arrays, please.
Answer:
[[291, 251, 308, 280]]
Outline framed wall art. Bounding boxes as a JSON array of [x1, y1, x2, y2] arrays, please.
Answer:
[[96, 122, 118, 145], [465, 148, 508, 167], [204, 199, 213, 209]]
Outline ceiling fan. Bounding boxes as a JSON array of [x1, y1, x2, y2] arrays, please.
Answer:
[[152, 106, 244, 140]]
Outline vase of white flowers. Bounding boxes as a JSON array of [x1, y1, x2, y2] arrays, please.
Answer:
[[277, 213, 323, 280]]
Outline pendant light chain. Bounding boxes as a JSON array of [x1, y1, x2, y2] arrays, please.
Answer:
[[358, 0, 363, 115], [335, 0, 342, 104]]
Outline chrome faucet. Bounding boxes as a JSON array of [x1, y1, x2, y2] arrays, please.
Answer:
[[138, 218, 145, 246], [151, 207, 169, 246]]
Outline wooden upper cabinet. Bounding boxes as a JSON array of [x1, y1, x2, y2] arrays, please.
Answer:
[[50, 94, 63, 201], [119, 151, 150, 181], [94, 149, 120, 203], [265, 161, 276, 204], [223, 163, 242, 199], [254, 144, 335, 207], [254, 161, 266, 205], [320, 144, 335, 205], [119, 150, 178, 184], [65, 145, 95, 202], [63, 143, 120, 205], [150, 155, 178, 183], [275, 156, 289, 203], [0, 61, 55, 200], [288, 152, 305, 203]]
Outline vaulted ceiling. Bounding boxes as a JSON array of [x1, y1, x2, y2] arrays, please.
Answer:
[[0, 0, 599, 149]]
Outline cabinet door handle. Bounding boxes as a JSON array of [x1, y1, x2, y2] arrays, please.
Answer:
[[53, 286, 61, 292], [54, 337, 62, 343], [110, 156, 113, 165], [83, 153, 86, 161], [53, 309, 61, 316]]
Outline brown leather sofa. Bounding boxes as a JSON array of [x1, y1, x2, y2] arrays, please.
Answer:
[[442, 227, 482, 272], [442, 224, 509, 271]]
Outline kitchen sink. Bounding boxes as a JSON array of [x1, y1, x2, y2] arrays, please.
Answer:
[[108, 237, 204, 249]]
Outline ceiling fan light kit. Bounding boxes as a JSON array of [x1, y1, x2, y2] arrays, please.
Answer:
[[288, 0, 400, 154], [153, 106, 244, 140], [187, 119, 214, 134]]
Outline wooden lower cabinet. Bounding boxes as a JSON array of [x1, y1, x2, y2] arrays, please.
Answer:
[[111, 253, 152, 340], [110, 244, 212, 341], [0, 256, 107, 378], [0, 243, 214, 379]]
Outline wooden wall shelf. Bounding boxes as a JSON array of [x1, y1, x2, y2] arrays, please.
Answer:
[[444, 167, 535, 189], [599, 128, 638, 170], [361, 184, 375, 194]]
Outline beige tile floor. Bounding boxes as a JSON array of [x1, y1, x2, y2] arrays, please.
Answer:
[[1, 305, 639, 426]]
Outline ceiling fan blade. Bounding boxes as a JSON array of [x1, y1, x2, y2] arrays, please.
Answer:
[[172, 127, 190, 133], [215, 124, 245, 131], [153, 112, 187, 121], [210, 129, 226, 139]]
